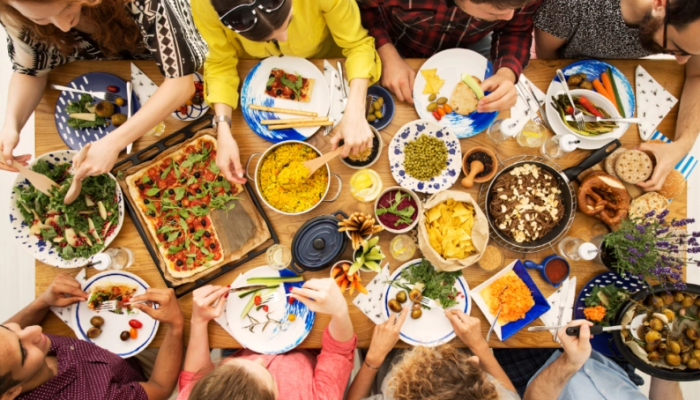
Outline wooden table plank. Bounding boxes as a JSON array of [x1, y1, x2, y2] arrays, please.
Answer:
[[34, 59, 687, 349]]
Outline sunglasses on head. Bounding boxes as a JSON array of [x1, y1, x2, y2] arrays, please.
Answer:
[[219, 0, 287, 33]]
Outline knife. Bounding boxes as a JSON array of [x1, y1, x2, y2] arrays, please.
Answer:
[[554, 278, 570, 341], [529, 325, 621, 336], [564, 115, 640, 123], [51, 84, 108, 101], [126, 81, 134, 154], [228, 284, 270, 293], [523, 81, 552, 131], [337, 61, 348, 106]]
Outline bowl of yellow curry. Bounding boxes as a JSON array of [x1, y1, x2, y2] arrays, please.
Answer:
[[245, 141, 341, 215]]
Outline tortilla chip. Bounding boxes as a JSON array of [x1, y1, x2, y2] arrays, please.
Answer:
[[421, 69, 444, 95], [423, 199, 477, 260]]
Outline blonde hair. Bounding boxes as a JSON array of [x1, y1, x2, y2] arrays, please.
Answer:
[[189, 362, 276, 400], [389, 346, 500, 400], [0, 0, 143, 57]]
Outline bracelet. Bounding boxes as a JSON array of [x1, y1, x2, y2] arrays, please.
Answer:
[[364, 360, 380, 371]]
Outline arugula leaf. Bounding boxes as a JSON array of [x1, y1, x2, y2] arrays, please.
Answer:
[[174, 187, 186, 201], [266, 76, 275, 87], [280, 75, 302, 100], [400, 259, 462, 309], [376, 192, 415, 227], [168, 244, 184, 254], [166, 232, 180, 242], [145, 188, 160, 196], [208, 160, 220, 174], [179, 218, 188, 232], [142, 176, 151, 184]]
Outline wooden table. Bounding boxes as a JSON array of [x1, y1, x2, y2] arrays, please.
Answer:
[[34, 59, 687, 349]]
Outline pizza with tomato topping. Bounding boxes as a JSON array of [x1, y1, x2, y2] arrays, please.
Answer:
[[125, 135, 242, 278], [264, 68, 315, 102]]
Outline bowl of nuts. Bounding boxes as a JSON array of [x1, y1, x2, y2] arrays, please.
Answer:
[[365, 85, 395, 131]]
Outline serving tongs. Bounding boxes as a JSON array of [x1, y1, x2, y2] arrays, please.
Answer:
[[1, 158, 59, 197], [64, 143, 91, 205]]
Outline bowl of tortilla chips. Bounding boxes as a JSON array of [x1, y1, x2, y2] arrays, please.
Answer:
[[417, 190, 489, 271]]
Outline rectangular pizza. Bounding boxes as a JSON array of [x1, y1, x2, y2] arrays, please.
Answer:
[[265, 68, 315, 102], [125, 135, 242, 278]]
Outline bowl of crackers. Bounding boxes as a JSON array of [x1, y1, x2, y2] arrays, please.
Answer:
[[339, 126, 383, 169]]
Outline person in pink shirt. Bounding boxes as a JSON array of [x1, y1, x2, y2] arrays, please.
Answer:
[[177, 278, 357, 400]]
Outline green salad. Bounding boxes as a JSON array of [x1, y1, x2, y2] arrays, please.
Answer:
[[15, 160, 119, 260], [399, 259, 463, 309]]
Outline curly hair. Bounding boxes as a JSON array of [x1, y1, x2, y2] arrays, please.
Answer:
[[188, 362, 276, 400], [389, 346, 500, 400], [0, 0, 143, 57]]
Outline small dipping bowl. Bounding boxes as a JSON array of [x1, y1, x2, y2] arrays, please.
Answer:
[[461, 146, 498, 188], [340, 126, 384, 169], [366, 85, 395, 131], [524, 255, 571, 287]]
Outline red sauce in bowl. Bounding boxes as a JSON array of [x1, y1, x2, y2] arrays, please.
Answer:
[[376, 190, 418, 230], [544, 258, 569, 284]]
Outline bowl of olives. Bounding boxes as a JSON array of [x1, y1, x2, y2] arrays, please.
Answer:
[[613, 283, 700, 381], [365, 85, 395, 131]]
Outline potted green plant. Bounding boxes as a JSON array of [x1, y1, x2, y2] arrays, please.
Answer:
[[602, 209, 698, 290]]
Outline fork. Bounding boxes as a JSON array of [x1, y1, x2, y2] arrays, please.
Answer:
[[486, 285, 509, 342], [51, 84, 120, 103], [520, 80, 552, 131], [419, 296, 440, 309], [96, 299, 151, 312], [555, 69, 585, 131], [259, 292, 292, 306], [514, 85, 545, 127]]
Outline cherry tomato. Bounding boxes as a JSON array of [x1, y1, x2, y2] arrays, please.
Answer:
[[432, 110, 442, 121], [262, 305, 269, 312], [194, 82, 204, 91], [254, 295, 262, 306], [106, 85, 119, 93], [443, 104, 453, 113], [178, 105, 188, 114], [128, 319, 143, 329], [129, 327, 138, 339], [437, 106, 446, 117], [288, 314, 296, 322], [288, 297, 295, 305]]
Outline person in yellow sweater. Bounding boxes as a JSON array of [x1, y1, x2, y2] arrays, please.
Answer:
[[192, 0, 381, 183]]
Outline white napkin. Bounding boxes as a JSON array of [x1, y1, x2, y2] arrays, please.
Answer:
[[50, 268, 88, 335], [352, 263, 391, 325], [539, 277, 576, 342], [131, 63, 158, 107], [323, 61, 348, 134], [635, 65, 678, 141], [213, 274, 240, 338], [511, 74, 546, 122]]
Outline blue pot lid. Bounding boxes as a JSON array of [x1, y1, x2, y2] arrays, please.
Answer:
[[292, 214, 346, 270]]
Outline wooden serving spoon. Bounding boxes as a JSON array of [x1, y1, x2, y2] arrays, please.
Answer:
[[64, 143, 91, 205], [1, 158, 59, 197], [302, 146, 345, 179], [461, 160, 484, 189]]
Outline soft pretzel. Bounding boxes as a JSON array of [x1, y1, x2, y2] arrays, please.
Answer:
[[578, 171, 631, 227]]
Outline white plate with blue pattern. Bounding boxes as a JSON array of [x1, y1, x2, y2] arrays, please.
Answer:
[[76, 270, 159, 358], [388, 119, 462, 194], [171, 72, 209, 121], [240, 57, 330, 143], [545, 60, 635, 150], [227, 266, 315, 355], [413, 49, 498, 139], [9, 150, 125, 268], [384, 259, 470, 347]]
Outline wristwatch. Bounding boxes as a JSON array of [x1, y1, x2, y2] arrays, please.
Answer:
[[212, 115, 231, 130]]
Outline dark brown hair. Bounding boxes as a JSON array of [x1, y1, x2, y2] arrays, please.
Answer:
[[0, 0, 143, 57], [189, 363, 276, 400], [459, 0, 532, 10], [389, 346, 499, 400], [0, 371, 20, 397], [210, 0, 292, 42]]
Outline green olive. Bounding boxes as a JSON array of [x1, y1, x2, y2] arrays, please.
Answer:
[[367, 114, 377, 122], [410, 308, 422, 319], [436, 97, 448, 105], [90, 316, 105, 328], [427, 102, 438, 112], [376, 97, 384, 107], [388, 299, 402, 313], [374, 110, 383, 119], [372, 101, 382, 111], [666, 353, 682, 366], [428, 93, 437, 102]]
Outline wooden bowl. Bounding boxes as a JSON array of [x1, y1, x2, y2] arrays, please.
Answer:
[[461, 147, 498, 185]]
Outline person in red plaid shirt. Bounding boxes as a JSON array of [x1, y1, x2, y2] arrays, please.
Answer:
[[359, 0, 542, 112]]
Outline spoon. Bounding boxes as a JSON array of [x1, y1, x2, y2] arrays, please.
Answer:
[[302, 146, 345, 180], [461, 160, 484, 189], [1, 158, 59, 197], [486, 285, 508, 342], [64, 143, 91, 205]]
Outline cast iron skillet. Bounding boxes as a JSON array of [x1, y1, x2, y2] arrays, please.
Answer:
[[612, 283, 700, 381], [485, 139, 621, 249]]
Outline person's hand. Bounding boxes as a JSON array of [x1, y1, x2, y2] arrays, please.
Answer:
[[366, 306, 409, 366], [37, 273, 88, 308], [378, 44, 416, 104], [0, 128, 31, 172], [558, 320, 593, 370], [330, 102, 373, 158], [191, 285, 229, 325], [216, 127, 247, 184], [478, 68, 517, 113], [72, 137, 120, 181], [290, 278, 348, 318], [446, 309, 488, 351], [637, 140, 686, 191], [131, 288, 184, 330]]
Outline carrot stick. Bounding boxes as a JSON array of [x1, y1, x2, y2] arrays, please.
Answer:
[[356, 280, 368, 295], [600, 73, 619, 111], [335, 275, 346, 285], [592, 79, 614, 102], [340, 278, 348, 292], [349, 280, 356, 295]]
